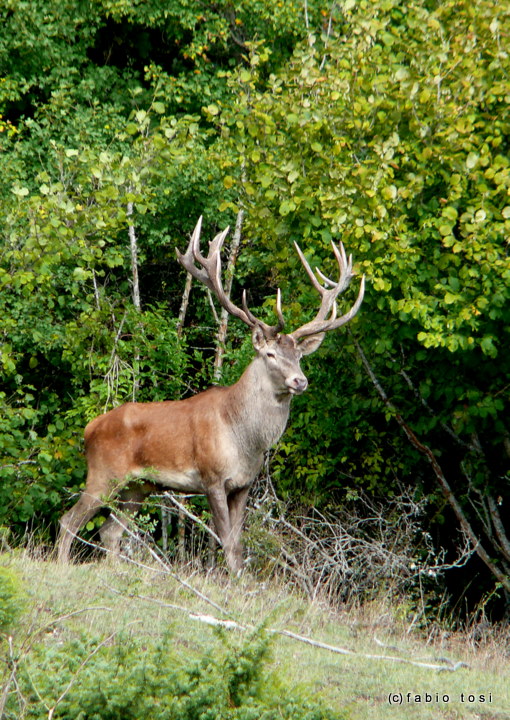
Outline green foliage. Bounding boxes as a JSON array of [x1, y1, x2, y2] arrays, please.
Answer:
[[213, 0, 510, 506], [9, 629, 343, 720], [0, 107, 202, 532], [0, 565, 25, 635], [0, 0, 327, 540], [0, 0, 508, 610], [220, 0, 510, 352], [199, 0, 510, 606]]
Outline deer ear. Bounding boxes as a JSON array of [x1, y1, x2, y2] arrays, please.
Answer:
[[252, 325, 267, 351], [298, 333, 325, 356]]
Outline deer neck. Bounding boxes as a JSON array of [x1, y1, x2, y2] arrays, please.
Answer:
[[226, 357, 292, 452]]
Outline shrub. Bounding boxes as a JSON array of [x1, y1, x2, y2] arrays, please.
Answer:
[[0, 565, 25, 635], [11, 627, 346, 720]]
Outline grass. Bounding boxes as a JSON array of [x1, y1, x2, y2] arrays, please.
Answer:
[[2, 549, 510, 720]]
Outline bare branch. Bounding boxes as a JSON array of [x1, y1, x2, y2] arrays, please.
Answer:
[[156, 493, 221, 545], [354, 337, 510, 594], [47, 630, 120, 720], [214, 208, 244, 382], [108, 584, 467, 672], [92, 269, 101, 310], [488, 495, 510, 563], [62, 513, 230, 616], [127, 201, 141, 311], [399, 367, 481, 454], [176, 272, 193, 339], [0, 607, 113, 719]]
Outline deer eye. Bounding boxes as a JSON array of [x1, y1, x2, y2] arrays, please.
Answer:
[[266, 351, 276, 359]]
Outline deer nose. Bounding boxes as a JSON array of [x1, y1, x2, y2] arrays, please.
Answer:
[[286, 375, 308, 395]]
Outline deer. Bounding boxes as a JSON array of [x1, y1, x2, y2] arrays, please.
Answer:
[[57, 216, 365, 572]]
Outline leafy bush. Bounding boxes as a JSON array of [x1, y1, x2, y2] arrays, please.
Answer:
[[11, 628, 345, 720], [0, 565, 25, 635]]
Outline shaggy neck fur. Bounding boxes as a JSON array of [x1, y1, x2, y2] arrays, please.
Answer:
[[225, 356, 292, 453]]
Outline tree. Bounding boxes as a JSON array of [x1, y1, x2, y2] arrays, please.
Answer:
[[0, 0, 508, 612], [0, 0, 323, 536], [210, 0, 510, 604]]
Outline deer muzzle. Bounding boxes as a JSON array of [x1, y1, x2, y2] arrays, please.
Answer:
[[286, 375, 308, 395]]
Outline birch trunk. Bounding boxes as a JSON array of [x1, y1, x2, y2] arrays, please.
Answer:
[[127, 201, 140, 400], [213, 208, 245, 382]]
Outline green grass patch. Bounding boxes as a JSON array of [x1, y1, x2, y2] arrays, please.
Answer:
[[1, 553, 509, 720]]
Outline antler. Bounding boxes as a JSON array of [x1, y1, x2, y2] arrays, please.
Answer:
[[290, 241, 365, 340], [176, 216, 285, 335]]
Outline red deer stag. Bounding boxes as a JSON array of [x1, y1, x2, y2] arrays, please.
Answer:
[[57, 217, 365, 571]]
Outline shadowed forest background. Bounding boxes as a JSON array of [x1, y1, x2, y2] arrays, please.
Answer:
[[0, 0, 509, 620]]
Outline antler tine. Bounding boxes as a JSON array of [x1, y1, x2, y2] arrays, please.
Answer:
[[176, 217, 285, 334], [275, 288, 285, 330], [190, 223, 230, 278], [176, 216, 214, 291], [316, 267, 335, 286], [200, 227, 230, 297], [291, 239, 365, 340], [242, 288, 285, 333], [329, 242, 356, 295], [294, 241, 342, 322], [293, 242, 324, 294], [206, 226, 230, 260], [332, 239, 350, 272], [241, 289, 259, 326], [190, 214, 204, 257]]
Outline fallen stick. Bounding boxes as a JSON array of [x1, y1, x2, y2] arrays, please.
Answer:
[[104, 586, 468, 672]]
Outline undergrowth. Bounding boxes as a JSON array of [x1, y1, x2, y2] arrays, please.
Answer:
[[2, 552, 510, 720], [5, 630, 345, 720], [0, 565, 345, 720], [0, 566, 25, 634]]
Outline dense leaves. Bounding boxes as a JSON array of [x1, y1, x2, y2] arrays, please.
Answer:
[[5, 625, 343, 719], [212, 0, 510, 602], [0, 0, 508, 612], [0, 566, 25, 634]]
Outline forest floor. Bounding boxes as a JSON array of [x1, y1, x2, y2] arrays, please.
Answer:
[[2, 549, 510, 720]]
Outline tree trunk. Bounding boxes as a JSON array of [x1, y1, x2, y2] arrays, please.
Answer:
[[213, 209, 245, 382], [127, 201, 141, 400], [355, 339, 510, 595]]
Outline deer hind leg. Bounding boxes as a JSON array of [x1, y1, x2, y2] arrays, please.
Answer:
[[57, 492, 104, 563], [99, 485, 149, 558]]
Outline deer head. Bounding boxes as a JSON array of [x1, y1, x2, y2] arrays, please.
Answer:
[[176, 217, 365, 397]]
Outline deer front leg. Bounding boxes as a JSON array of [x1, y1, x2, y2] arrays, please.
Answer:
[[227, 486, 250, 568], [206, 485, 242, 573]]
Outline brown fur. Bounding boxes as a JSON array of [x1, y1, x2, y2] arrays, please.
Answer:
[[57, 219, 364, 572], [57, 332, 321, 572]]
